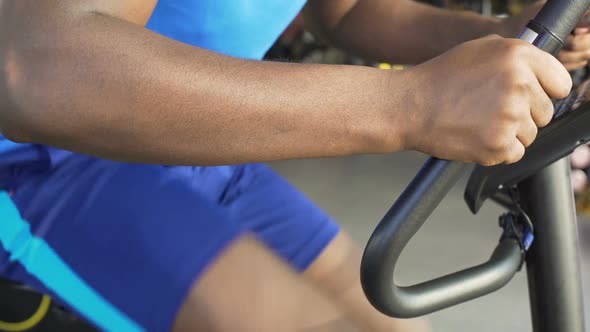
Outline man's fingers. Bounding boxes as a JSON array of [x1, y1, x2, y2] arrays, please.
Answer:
[[557, 50, 590, 63], [528, 81, 554, 127], [572, 169, 588, 193], [564, 33, 590, 52], [525, 45, 572, 99], [564, 60, 589, 72], [572, 144, 590, 169], [504, 140, 526, 164], [516, 118, 538, 148], [561, 31, 590, 71]]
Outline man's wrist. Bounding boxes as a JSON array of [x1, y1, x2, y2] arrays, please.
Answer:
[[497, 16, 528, 38], [363, 69, 417, 154], [487, 16, 522, 38], [380, 68, 423, 153]]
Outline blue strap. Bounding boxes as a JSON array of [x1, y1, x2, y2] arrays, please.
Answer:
[[0, 192, 144, 332]]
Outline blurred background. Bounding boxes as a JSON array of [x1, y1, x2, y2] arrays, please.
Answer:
[[271, 153, 590, 332], [264, 0, 590, 331]]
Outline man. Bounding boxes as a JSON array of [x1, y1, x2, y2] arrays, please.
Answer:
[[0, 1, 589, 331]]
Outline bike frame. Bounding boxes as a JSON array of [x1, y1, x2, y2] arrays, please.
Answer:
[[521, 160, 585, 332], [360, 1, 589, 331]]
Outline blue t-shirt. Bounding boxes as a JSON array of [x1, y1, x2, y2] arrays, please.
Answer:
[[0, 0, 306, 189]]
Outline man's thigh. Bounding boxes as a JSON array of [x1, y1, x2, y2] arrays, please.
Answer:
[[0, 156, 246, 331], [174, 234, 360, 332]]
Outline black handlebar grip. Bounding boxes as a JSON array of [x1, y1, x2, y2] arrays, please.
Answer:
[[523, 0, 590, 55], [535, 0, 589, 42]]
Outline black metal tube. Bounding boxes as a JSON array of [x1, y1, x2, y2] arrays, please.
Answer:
[[362, 159, 525, 317], [519, 158, 585, 332], [519, 0, 590, 55], [533, 0, 590, 44]]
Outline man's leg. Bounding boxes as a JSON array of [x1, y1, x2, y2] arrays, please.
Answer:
[[0, 156, 361, 331], [174, 234, 361, 332], [214, 163, 429, 332], [304, 232, 431, 332]]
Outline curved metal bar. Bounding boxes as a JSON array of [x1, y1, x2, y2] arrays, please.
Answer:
[[360, 158, 523, 317]]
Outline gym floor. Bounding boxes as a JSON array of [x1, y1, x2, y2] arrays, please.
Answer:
[[271, 151, 590, 332]]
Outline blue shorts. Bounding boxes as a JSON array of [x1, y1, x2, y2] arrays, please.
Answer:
[[0, 154, 339, 331]]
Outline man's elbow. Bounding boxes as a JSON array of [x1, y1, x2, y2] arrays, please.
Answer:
[[0, 122, 32, 143], [0, 61, 36, 144], [0, 82, 36, 143], [0, 9, 66, 144], [1, 49, 58, 144], [1, 49, 39, 143]]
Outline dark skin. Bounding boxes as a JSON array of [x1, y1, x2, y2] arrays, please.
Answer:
[[1, 1, 402, 165], [305, 1, 590, 68], [0, 0, 573, 168], [305, 0, 503, 64]]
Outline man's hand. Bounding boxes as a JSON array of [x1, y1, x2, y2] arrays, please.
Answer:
[[399, 35, 572, 166], [560, 25, 590, 71]]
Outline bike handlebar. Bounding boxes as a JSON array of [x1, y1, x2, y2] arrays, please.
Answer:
[[360, 159, 525, 317], [360, 0, 590, 318]]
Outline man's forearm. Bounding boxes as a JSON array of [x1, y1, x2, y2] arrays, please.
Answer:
[[1, 7, 410, 165], [305, 0, 516, 64]]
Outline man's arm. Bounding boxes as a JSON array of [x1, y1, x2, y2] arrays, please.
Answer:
[[0, 0, 409, 165], [304, 0, 526, 64], [0, 1, 571, 167]]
